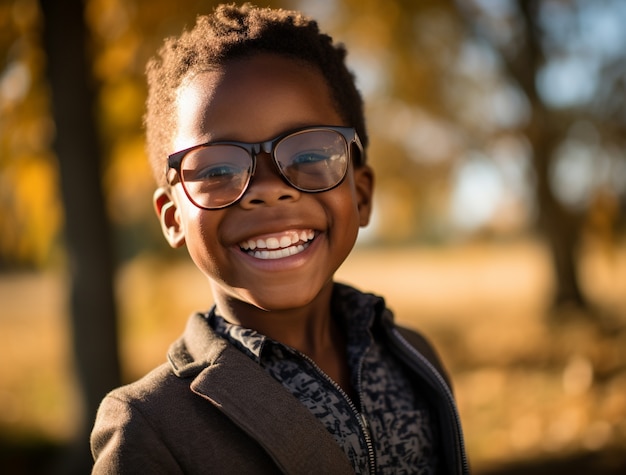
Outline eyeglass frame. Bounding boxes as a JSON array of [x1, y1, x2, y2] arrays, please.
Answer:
[[165, 125, 364, 210]]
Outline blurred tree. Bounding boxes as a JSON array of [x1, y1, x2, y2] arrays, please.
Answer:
[[39, 0, 120, 472], [508, 0, 585, 308], [458, 0, 586, 308], [0, 0, 61, 268], [456, 0, 626, 310]]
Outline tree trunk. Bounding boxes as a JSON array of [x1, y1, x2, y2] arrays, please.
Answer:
[[39, 0, 121, 472], [531, 117, 587, 309], [516, 0, 587, 310], [457, 0, 588, 311]]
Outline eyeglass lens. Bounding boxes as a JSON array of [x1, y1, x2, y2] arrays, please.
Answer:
[[180, 129, 350, 209]]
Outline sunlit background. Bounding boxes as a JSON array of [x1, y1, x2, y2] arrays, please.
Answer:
[[1, 0, 625, 473]]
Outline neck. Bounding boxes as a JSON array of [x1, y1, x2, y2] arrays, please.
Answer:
[[213, 282, 337, 357], [211, 281, 354, 398]]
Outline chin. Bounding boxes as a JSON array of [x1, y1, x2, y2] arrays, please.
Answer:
[[247, 293, 315, 313], [244, 283, 328, 312], [210, 275, 333, 315]]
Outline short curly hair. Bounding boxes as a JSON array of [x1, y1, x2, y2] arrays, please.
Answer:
[[145, 3, 368, 186]]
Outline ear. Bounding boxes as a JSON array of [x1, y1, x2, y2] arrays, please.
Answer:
[[353, 165, 374, 227], [153, 187, 186, 248]]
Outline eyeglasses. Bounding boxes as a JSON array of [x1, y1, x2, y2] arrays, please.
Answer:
[[167, 125, 362, 210]]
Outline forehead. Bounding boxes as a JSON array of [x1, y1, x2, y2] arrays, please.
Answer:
[[172, 54, 342, 151]]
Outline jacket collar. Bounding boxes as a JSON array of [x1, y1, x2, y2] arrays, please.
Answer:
[[167, 313, 354, 475]]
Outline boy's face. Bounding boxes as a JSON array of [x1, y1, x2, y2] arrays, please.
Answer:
[[154, 54, 373, 312]]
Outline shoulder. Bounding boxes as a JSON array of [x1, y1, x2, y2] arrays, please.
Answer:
[[98, 362, 189, 415], [90, 317, 234, 473], [90, 318, 320, 474], [92, 316, 231, 439], [90, 363, 189, 473], [394, 326, 445, 371], [380, 313, 454, 391], [90, 353, 275, 473], [91, 362, 201, 442], [332, 282, 454, 390]]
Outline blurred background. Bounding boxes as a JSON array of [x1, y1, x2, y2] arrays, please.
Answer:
[[1, 0, 625, 473]]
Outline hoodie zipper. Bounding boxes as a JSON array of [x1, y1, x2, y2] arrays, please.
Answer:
[[390, 328, 469, 475], [298, 352, 377, 475]]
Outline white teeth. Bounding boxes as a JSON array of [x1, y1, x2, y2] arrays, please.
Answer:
[[251, 244, 307, 259], [239, 230, 315, 259]]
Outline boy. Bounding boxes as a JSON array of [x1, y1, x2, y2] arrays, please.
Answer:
[[91, 4, 468, 474]]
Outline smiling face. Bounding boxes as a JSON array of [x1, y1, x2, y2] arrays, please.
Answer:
[[154, 54, 373, 318]]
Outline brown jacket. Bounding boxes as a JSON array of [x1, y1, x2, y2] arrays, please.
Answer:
[[91, 287, 468, 474]]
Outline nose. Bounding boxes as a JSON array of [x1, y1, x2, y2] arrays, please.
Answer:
[[238, 153, 300, 208]]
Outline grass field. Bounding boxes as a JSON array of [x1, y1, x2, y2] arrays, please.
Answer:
[[1, 238, 625, 473]]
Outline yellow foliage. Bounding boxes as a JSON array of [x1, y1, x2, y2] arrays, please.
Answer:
[[93, 35, 140, 80], [99, 79, 145, 133], [104, 136, 154, 224], [0, 155, 61, 267]]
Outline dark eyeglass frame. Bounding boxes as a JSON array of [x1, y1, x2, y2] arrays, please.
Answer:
[[166, 125, 363, 210]]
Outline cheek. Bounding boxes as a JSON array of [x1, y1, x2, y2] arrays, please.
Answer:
[[184, 223, 222, 282], [179, 205, 202, 235], [174, 200, 215, 259], [326, 187, 362, 242], [335, 176, 362, 218], [174, 187, 207, 235]]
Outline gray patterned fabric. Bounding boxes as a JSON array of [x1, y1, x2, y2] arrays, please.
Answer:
[[208, 285, 439, 474]]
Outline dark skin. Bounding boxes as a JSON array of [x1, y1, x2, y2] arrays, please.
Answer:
[[153, 54, 373, 396]]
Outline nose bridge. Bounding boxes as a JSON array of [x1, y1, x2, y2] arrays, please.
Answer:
[[241, 141, 298, 207], [250, 141, 280, 178], [250, 149, 283, 185]]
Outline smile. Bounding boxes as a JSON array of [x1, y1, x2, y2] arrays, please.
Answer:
[[239, 229, 315, 260]]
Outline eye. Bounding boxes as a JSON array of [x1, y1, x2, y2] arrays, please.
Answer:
[[291, 151, 332, 166], [198, 164, 239, 179], [181, 144, 250, 183], [183, 163, 245, 185]]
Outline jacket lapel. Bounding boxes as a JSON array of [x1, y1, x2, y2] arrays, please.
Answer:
[[169, 313, 354, 475]]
